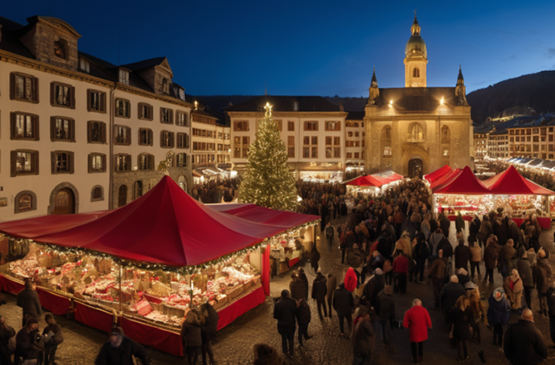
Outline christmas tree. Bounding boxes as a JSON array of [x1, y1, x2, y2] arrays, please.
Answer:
[[238, 102, 297, 211]]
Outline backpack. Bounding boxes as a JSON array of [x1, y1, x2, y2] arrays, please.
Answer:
[[326, 226, 334, 239]]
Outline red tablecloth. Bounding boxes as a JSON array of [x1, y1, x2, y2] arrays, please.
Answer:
[[120, 285, 266, 356], [0, 274, 24, 294], [287, 257, 300, 267], [74, 300, 116, 333], [512, 217, 552, 230], [121, 317, 183, 356], [37, 288, 71, 316]]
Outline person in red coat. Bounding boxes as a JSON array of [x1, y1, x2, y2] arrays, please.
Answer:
[[392, 250, 409, 293], [403, 298, 432, 363]]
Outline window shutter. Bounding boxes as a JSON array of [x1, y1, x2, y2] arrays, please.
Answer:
[[102, 154, 107, 172], [126, 127, 131, 145], [70, 86, 76, 109], [125, 155, 131, 171], [149, 130, 153, 146], [9, 73, 15, 100], [34, 77, 39, 103], [149, 155, 154, 170], [50, 117, 56, 141], [87, 90, 91, 111], [33, 151, 39, 175], [10, 112, 15, 139], [69, 152, 75, 174], [171, 133, 175, 148], [70, 119, 75, 142], [51, 152, 56, 174], [101, 93, 106, 112], [88, 154, 92, 173], [10, 151, 16, 177], [34, 115, 40, 141], [50, 83, 56, 106], [160, 131, 163, 147], [101, 122, 107, 143]]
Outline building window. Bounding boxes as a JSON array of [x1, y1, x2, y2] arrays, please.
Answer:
[[304, 121, 318, 131], [10, 112, 39, 140], [10, 150, 39, 177], [383, 126, 391, 140], [288, 121, 295, 131], [91, 186, 104, 202], [51, 151, 74, 174], [114, 125, 131, 145], [118, 185, 128, 207], [443, 149, 449, 156], [413, 68, 420, 78], [408, 123, 424, 142], [347, 152, 352, 159], [14, 190, 37, 213], [287, 136, 295, 158], [177, 133, 189, 149], [50, 82, 75, 108], [138, 103, 153, 120], [325, 121, 341, 131], [234, 136, 250, 158], [79, 58, 90, 73], [138, 128, 153, 146], [138, 154, 155, 171], [160, 131, 175, 148], [115, 154, 131, 172], [354, 152, 360, 159], [162, 78, 169, 94], [115, 99, 130, 118], [10, 72, 39, 103], [50, 117, 75, 142], [384, 147, 392, 156], [177, 153, 188, 167], [303, 136, 318, 158], [160, 108, 173, 124], [176, 111, 188, 127], [87, 121, 107, 143], [441, 125, 450, 143], [234, 121, 249, 131], [53, 40, 67, 59], [88, 153, 106, 173], [134, 181, 143, 199], [87, 89, 106, 112], [119, 69, 129, 84]]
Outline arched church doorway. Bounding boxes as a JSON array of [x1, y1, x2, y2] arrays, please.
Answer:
[[52, 188, 75, 215], [408, 158, 423, 179]]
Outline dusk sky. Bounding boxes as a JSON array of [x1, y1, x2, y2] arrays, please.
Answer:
[[4, 0, 555, 97]]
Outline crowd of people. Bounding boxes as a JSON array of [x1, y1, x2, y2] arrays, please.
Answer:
[[269, 176, 554, 364], [191, 179, 238, 204], [481, 160, 555, 190]]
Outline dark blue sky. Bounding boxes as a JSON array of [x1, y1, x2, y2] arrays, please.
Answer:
[[4, 0, 555, 96]]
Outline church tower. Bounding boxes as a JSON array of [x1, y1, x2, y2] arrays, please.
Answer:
[[404, 15, 428, 87]]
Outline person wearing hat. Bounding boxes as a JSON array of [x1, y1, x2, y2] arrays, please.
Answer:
[[95, 326, 149, 365], [43, 313, 63, 365], [487, 288, 510, 349], [15, 317, 41, 364]]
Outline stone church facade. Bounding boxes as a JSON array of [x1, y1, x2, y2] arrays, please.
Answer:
[[364, 16, 473, 177]]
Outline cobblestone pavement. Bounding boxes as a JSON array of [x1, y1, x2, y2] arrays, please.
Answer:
[[2, 218, 555, 364]]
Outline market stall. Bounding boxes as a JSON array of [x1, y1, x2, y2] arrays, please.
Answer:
[[0, 176, 318, 356], [345, 171, 404, 196], [424, 164, 452, 183], [483, 165, 554, 225]]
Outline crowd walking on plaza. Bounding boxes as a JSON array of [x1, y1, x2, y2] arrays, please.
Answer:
[[268, 177, 554, 364]]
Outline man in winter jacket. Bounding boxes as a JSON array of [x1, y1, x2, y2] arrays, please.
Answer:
[[352, 308, 375, 364], [311, 271, 328, 319], [533, 249, 553, 316], [325, 222, 335, 252], [440, 275, 466, 316], [403, 298, 432, 363], [468, 215, 481, 245], [517, 250, 534, 309], [429, 228, 444, 258], [484, 235, 499, 284], [43, 313, 63, 365], [362, 269, 384, 308], [439, 214, 450, 238], [428, 249, 447, 308], [273, 290, 297, 357], [95, 326, 149, 365], [289, 273, 306, 302], [454, 239, 471, 271], [15, 318, 41, 363], [333, 283, 354, 337], [487, 288, 510, 347], [503, 309, 547, 365], [375, 285, 396, 347], [499, 239, 516, 278], [16, 280, 42, 327], [326, 273, 337, 319]]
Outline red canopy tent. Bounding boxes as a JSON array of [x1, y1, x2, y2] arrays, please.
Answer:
[[424, 165, 452, 183], [430, 168, 461, 189], [345, 174, 388, 187], [370, 171, 404, 184], [208, 203, 318, 227], [433, 166, 491, 195], [483, 165, 555, 196], [0, 176, 319, 267]]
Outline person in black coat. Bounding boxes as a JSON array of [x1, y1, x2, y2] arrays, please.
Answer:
[[439, 214, 451, 238], [15, 317, 41, 364], [311, 271, 328, 319], [297, 269, 309, 300], [468, 215, 481, 245], [16, 280, 42, 327], [296, 299, 312, 346], [310, 247, 321, 274], [273, 290, 297, 357], [200, 302, 219, 365], [0, 316, 14, 365], [43, 313, 63, 365], [95, 326, 149, 365], [440, 276, 466, 316], [289, 273, 306, 302], [449, 296, 474, 361], [362, 269, 385, 308], [375, 286, 396, 347], [333, 283, 354, 337], [454, 239, 471, 271], [181, 311, 202, 365], [503, 309, 547, 365]]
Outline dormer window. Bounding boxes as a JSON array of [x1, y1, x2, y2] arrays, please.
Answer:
[[54, 40, 68, 60], [179, 87, 185, 101], [79, 58, 90, 73], [162, 78, 169, 94], [293, 101, 299, 111], [119, 69, 129, 85]]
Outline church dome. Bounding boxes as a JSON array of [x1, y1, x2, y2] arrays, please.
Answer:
[[405, 35, 427, 58]]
